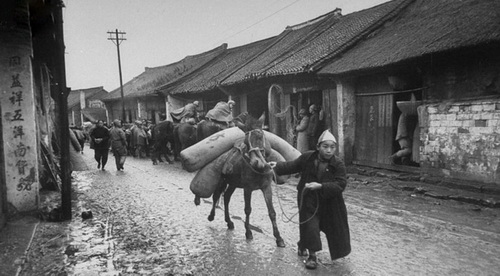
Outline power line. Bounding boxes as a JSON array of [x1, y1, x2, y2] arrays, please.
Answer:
[[107, 29, 127, 121], [210, 0, 303, 47]]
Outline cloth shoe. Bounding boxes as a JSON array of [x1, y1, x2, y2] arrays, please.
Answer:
[[305, 255, 318, 270]]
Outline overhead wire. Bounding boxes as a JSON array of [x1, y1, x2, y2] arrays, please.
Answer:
[[209, 0, 304, 47]]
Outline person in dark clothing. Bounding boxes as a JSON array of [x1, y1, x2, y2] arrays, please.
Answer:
[[269, 129, 351, 269], [109, 119, 128, 171], [89, 120, 110, 170], [306, 104, 319, 150]]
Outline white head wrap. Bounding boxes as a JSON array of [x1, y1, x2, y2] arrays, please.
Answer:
[[317, 129, 337, 145]]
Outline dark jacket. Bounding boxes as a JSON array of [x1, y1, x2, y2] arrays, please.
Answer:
[[90, 126, 110, 150], [274, 151, 351, 260]]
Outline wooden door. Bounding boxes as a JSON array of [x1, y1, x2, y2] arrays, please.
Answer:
[[354, 94, 394, 165]]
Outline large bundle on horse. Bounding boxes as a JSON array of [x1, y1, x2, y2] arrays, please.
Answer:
[[263, 130, 301, 161], [189, 150, 230, 198], [180, 126, 245, 172], [181, 126, 300, 173]]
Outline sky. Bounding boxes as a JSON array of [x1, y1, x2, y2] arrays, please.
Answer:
[[63, 0, 389, 92]]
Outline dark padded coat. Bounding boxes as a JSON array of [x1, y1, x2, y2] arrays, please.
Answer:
[[274, 150, 351, 260]]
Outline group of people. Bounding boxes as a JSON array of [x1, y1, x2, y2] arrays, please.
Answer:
[[294, 104, 324, 153], [126, 120, 154, 159], [86, 119, 128, 171]]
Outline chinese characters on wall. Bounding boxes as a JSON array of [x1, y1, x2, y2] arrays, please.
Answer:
[[1, 53, 38, 211]]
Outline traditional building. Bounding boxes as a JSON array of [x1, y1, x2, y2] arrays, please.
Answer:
[[100, 44, 227, 123], [67, 86, 108, 126], [215, 0, 412, 144], [319, 0, 500, 185]]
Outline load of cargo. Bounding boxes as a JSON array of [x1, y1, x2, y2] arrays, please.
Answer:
[[180, 127, 300, 199]]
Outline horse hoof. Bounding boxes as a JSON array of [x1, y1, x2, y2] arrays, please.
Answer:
[[208, 215, 214, 221], [245, 232, 253, 240], [276, 239, 286, 248], [227, 222, 234, 230], [152, 162, 158, 165], [194, 196, 200, 206]]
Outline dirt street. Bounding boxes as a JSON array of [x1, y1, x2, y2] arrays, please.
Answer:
[[18, 148, 500, 275]]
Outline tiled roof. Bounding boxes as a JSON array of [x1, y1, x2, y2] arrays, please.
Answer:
[[101, 44, 227, 101], [67, 86, 107, 108], [164, 37, 276, 95], [221, 0, 410, 86], [319, 0, 500, 75]]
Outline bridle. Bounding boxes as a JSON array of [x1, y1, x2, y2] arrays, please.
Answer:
[[236, 129, 270, 175]]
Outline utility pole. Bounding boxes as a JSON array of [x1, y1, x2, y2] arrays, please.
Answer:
[[107, 29, 126, 121]]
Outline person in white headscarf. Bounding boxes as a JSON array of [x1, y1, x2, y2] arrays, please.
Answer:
[[269, 129, 351, 270]]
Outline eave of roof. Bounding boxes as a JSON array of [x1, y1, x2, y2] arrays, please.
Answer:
[[164, 36, 277, 95], [101, 44, 227, 101], [319, 0, 500, 75], [221, 0, 411, 86], [67, 86, 106, 108]]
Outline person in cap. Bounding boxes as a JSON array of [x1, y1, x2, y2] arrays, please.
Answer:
[[269, 129, 351, 269], [109, 119, 127, 171]]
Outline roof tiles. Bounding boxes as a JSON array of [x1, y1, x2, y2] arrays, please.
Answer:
[[221, 0, 410, 85], [319, 0, 500, 75]]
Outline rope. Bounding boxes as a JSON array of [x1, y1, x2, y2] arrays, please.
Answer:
[[271, 169, 319, 225]]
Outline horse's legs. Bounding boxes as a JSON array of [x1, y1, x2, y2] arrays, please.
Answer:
[[223, 185, 236, 230], [208, 181, 226, 221], [244, 189, 253, 240], [262, 185, 285, 247]]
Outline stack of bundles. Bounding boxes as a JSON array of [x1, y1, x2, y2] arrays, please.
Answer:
[[180, 127, 301, 199]]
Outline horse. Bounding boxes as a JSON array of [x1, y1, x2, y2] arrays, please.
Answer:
[[173, 121, 198, 161], [207, 113, 285, 248], [150, 120, 175, 165]]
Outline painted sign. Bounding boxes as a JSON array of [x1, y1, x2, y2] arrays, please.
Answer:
[[1, 31, 39, 212]]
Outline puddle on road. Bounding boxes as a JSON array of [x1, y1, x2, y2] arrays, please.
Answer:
[[63, 171, 120, 275]]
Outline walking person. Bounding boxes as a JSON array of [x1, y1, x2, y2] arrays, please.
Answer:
[[306, 104, 319, 150], [109, 119, 128, 171], [269, 129, 351, 269], [89, 120, 110, 170], [295, 108, 310, 153]]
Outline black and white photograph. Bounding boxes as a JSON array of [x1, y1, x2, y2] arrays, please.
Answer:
[[1, 0, 499, 275]]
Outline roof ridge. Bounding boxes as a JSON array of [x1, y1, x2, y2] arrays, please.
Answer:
[[309, 0, 415, 72], [144, 43, 227, 71], [261, 11, 343, 76]]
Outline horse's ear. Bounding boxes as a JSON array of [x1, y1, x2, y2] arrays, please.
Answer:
[[258, 112, 266, 128], [235, 120, 246, 131]]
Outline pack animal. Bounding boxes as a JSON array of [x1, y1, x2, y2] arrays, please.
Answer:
[[207, 113, 285, 247], [150, 120, 175, 165]]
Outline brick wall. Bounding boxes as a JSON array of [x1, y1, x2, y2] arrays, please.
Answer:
[[419, 99, 500, 184]]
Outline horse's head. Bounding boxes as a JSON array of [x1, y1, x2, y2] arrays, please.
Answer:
[[237, 113, 271, 173]]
